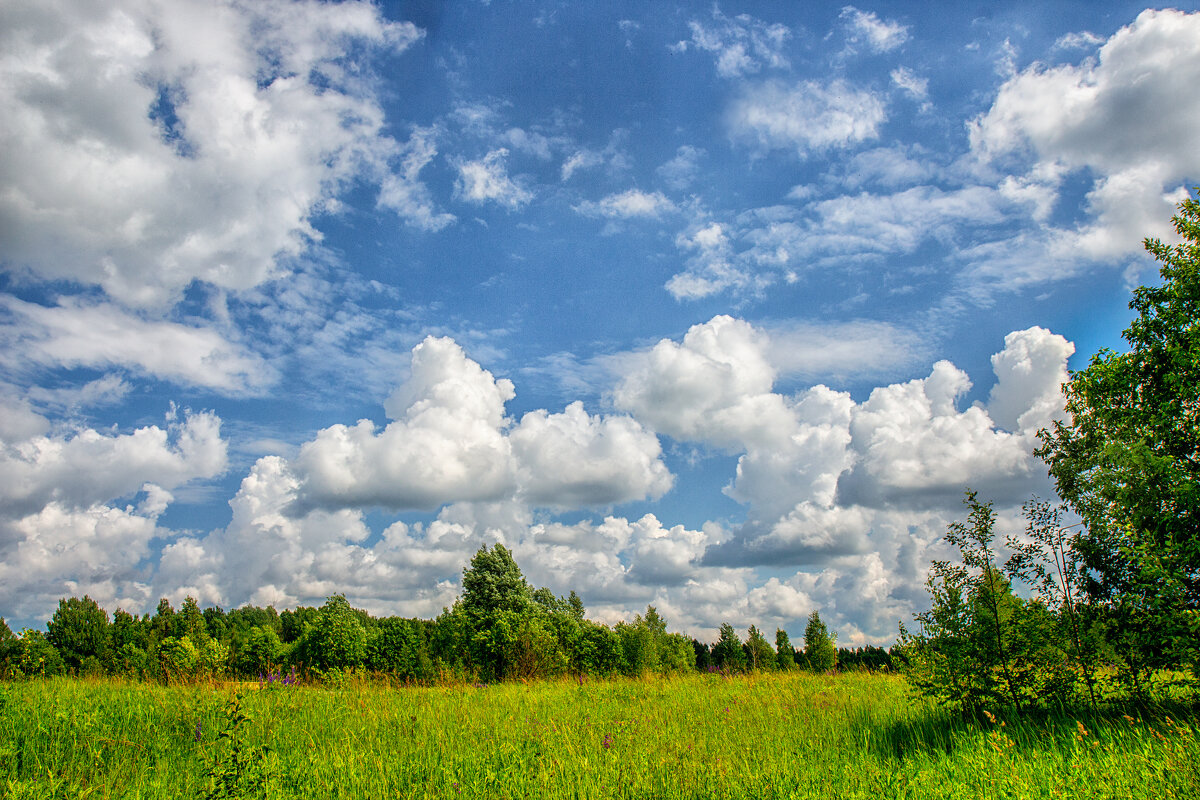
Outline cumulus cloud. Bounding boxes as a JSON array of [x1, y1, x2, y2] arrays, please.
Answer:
[[511, 402, 673, 508], [0, 0, 421, 307], [0, 500, 164, 625], [676, 8, 791, 78], [0, 409, 227, 622], [612, 316, 785, 450], [0, 296, 273, 394], [574, 190, 675, 220], [0, 410, 226, 517], [294, 336, 517, 511], [288, 336, 673, 513], [970, 8, 1200, 261], [453, 149, 534, 209], [728, 79, 887, 156], [840, 6, 909, 53]]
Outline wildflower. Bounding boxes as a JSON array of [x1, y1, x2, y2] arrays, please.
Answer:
[[602, 733, 613, 750], [194, 720, 203, 742], [983, 709, 997, 725], [1076, 721, 1089, 738]]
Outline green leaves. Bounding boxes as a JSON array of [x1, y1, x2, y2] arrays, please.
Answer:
[[1036, 189, 1200, 681]]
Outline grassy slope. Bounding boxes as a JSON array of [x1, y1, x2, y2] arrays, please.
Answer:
[[1, 672, 1197, 799]]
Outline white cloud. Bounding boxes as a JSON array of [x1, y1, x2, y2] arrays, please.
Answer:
[[890, 66, 929, 104], [612, 316, 784, 451], [0, 500, 164, 625], [0, 296, 273, 394], [970, 8, 1200, 261], [657, 146, 706, 190], [840, 7, 909, 53], [377, 127, 456, 232], [0, 0, 421, 307], [986, 326, 1074, 434], [295, 336, 517, 511], [728, 79, 887, 156], [453, 149, 533, 209], [574, 189, 675, 220], [665, 221, 750, 300], [288, 336, 674, 513], [1053, 31, 1103, 51], [0, 410, 226, 516], [512, 402, 673, 508], [679, 9, 791, 78]]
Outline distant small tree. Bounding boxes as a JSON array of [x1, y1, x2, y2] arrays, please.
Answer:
[[774, 628, 795, 671], [803, 612, 837, 673], [745, 626, 774, 671], [712, 623, 746, 673]]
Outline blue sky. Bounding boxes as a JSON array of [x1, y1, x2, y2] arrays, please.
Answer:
[[2, 0, 1198, 643]]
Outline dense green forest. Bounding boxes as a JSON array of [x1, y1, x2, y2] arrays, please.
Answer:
[[3, 195, 1198, 714], [0, 540, 855, 684]]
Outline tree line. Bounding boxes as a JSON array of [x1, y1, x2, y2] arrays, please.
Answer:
[[0, 543, 857, 683], [896, 194, 1200, 713]]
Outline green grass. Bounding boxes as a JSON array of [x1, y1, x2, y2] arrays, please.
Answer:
[[1, 672, 1197, 799]]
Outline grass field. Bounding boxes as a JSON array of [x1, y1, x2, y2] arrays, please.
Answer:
[[1, 672, 1197, 799]]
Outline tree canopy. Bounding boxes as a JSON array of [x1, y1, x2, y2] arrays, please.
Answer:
[[1036, 190, 1200, 668]]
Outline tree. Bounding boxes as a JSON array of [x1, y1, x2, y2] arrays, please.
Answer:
[[774, 628, 795, 671], [1037, 191, 1200, 673], [461, 544, 531, 617], [297, 595, 368, 672], [803, 611, 837, 673], [711, 623, 746, 673], [745, 626, 774, 671], [0, 618, 18, 676], [899, 491, 1082, 713], [46, 596, 109, 671]]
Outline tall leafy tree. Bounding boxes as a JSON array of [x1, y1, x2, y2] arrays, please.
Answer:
[[745, 625, 774, 671], [803, 611, 837, 673], [712, 623, 746, 673], [774, 628, 795, 671], [1037, 191, 1200, 674], [45, 596, 109, 671]]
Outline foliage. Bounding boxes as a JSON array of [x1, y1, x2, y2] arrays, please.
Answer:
[[745, 625, 775, 671], [1037, 190, 1200, 677], [203, 693, 273, 799], [774, 628, 796, 671], [45, 595, 109, 670], [900, 491, 1117, 714], [295, 595, 368, 673], [711, 622, 747, 673], [804, 611, 838, 673]]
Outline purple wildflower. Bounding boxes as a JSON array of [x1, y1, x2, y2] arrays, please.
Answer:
[[194, 720, 202, 742], [602, 733, 613, 750]]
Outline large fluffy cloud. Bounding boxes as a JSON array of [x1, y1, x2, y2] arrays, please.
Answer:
[[0, 409, 227, 622], [970, 8, 1200, 261], [0, 0, 421, 306], [290, 336, 672, 512], [0, 410, 226, 517]]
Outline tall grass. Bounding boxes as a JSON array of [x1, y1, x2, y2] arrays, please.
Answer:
[[1, 672, 1197, 799]]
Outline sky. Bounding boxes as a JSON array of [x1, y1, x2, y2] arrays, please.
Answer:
[[2, 0, 1198, 644]]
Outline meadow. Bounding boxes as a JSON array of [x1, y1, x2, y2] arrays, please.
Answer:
[[2, 672, 1198, 799]]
